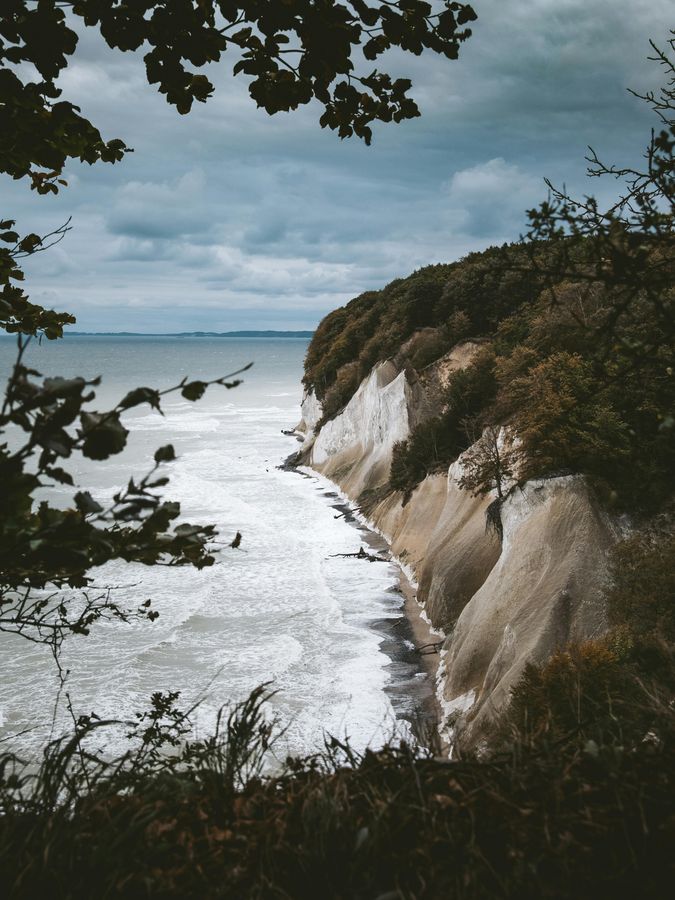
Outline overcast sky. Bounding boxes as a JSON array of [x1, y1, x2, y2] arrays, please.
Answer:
[[5, 0, 673, 332]]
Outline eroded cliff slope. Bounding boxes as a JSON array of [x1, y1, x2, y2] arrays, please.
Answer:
[[297, 346, 615, 748]]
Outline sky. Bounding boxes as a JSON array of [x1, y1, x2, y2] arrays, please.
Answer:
[[4, 0, 674, 333]]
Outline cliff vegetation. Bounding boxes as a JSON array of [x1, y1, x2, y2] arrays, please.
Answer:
[[304, 238, 673, 512]]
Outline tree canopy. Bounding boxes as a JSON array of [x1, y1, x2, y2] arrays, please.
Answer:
[[1, 0, 477, 194]]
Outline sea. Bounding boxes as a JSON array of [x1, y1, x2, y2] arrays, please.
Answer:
[[0, 335, 427, 762]]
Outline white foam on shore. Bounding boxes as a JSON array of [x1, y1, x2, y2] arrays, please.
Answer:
[[0, 340, 408, 761], [297, 466, 446, 643]]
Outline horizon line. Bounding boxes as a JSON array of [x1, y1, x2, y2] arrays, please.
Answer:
[[45, 329, 316, 337]]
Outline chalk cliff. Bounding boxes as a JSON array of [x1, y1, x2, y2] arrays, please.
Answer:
[[297, 344, 615, 749]]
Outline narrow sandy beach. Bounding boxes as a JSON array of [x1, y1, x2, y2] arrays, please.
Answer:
[[398, 568, 444, 728], [284, 446, 444, 742]]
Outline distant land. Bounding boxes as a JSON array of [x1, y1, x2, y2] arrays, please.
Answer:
[[65, 330, 315, 338]]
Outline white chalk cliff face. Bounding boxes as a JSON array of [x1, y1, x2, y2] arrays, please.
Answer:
[[298, 389, 322, 439], [441, 474, 611, 747], [298, 346, 615, 748], [307, 360, 423, 497]]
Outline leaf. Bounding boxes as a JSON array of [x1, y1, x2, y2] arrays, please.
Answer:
[[40, 429, 73, 457], [181, 381, 206, 401], [146, 477, 170, 488], [45, 466, 75, 485], [80, 412, 129, 460], [174, 523, 204, 537], [119, 386, 161, 410], [43, 376, 86, 398], [74, 491, 103, 514], [457, 5, 478, 26], [154, 444, 176, 463], [18, 234, 42, 253]]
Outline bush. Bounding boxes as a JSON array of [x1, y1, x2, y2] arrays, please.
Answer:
[[390, 421, 447, 494], [2, 679, 675, 899], [507, 352, 632, 482], [317, 361, 362, 425], [504, 633, 675, 751], [607, 532, 675, 641], [405, 327, 449, 371]]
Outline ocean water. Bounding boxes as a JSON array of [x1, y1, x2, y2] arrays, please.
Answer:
[[0, 335, 423, 761]]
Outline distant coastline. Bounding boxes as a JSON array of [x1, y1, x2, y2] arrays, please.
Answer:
[[62, 330, 315, 338]]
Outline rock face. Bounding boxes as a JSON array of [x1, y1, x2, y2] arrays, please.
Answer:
[[441, 475, 612, 748], [298, 345, 615, 748], [297, 389, 322, 440], [308, 360, 424, 497]]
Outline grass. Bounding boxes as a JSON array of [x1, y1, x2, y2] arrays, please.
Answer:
[[1, 660, 674, 899]]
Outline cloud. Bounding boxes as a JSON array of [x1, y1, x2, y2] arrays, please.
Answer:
[[3, 0, 673, 331], [106, 170, 210, 239], [445, 158, 543, 238]]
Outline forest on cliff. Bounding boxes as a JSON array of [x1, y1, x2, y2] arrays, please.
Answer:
[[304, 237, 673, 512]]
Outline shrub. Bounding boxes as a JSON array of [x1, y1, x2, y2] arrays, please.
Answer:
[[318, 361, 362, 424], [504, 636, 675, 749], [405, 327, 449, 371], [457, 425, 518, 500], [607, 532, 675, 641], [507, 352, 631, 482], [2, 680, 675, 899]]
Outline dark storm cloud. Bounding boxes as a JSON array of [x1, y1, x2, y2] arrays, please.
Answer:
[[5, 0, 673, 331]]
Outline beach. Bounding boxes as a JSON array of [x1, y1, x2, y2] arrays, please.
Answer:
[[289, 457, 444, 744]]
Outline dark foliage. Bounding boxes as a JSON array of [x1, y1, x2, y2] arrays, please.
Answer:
[[1, 19, 674, 900], [303, 247, 542, 403], [1, 0, 476, 196], [306, 241, 673, 508], [607, 530, 675, 642], [304, 37, 675, 510], [0, 1, 479, 651], [1, 671, 675, 899]]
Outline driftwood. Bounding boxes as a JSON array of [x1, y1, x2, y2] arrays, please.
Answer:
[[330, 547, 390, 563], [417, 641, 444, 656]]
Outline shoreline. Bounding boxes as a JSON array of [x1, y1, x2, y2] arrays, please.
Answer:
[[282, 448, 443, 745], [398, 567, 444, 736]]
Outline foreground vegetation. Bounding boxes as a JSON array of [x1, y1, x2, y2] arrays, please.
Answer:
[[0, 530, 672, 898], [1, 644, 674, 896]]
